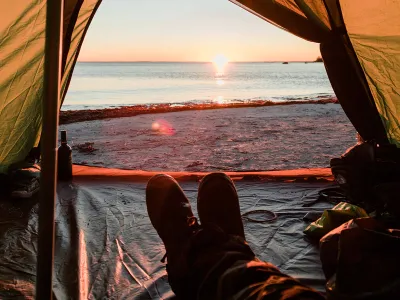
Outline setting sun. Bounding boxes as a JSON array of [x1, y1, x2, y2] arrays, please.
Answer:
[[212, 54, 229, 71]]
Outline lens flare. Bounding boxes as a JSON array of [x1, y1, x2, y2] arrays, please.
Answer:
[[151, 119, 175, 136]]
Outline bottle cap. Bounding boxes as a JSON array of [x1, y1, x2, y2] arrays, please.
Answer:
[[61, 130, 67, 143]]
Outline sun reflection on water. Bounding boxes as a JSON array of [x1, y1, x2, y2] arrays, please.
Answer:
[[212, 55, 229, 100], [214, 96, 225, 104], [216, 79, 225, 85], [212, 54, 229, 75]]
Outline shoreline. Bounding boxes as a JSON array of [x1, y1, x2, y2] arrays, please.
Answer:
[[60, 102, 354, 172], [60, 98, 338, 125]]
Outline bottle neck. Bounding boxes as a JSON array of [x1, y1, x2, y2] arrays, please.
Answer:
[[60, 131, 67, 144]]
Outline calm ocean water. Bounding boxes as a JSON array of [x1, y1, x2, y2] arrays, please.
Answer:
[[63, 62, 335, 110]]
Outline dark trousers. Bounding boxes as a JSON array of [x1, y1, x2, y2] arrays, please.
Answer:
[[167, 227, 325, 300]]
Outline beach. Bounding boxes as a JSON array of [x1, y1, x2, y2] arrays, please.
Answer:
[[60, 102, 356, 172], [59, 62, 351, 172]]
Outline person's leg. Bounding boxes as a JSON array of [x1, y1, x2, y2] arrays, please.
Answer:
[[197, 172, 245, 238], [146, 174, 254, 299], [146, 173, 324, 299], [146, 174, 200, 297], [217, 259, 326, 299], [196, 173, 324, 299]]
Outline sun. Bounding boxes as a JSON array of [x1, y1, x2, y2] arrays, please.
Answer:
[[212, 54, 229, 70]]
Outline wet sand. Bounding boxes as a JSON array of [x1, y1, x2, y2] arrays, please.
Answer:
[[60, 102, 355, 172], [59, 98, 338, 125]]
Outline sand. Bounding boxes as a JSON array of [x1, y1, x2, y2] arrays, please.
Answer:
[[60, 103, 356, 172]]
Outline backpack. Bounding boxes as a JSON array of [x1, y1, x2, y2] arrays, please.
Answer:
[[330, 141, 400, 215]]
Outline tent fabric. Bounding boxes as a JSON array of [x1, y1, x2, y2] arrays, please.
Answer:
[[339, 0, 400, 147], [0, 1, 46, 174], [62, 0, 85, 71], [320, 0, 390, 144], [0, 176, 333, 298], [231, 0, 399, 147], [274, 0, 306, 18], [295, 0, 331, 31], [61, 0, 102, 103], [230, 0, 330, 43], [320, 38, 390, 143], [0, 0, 101, 174]]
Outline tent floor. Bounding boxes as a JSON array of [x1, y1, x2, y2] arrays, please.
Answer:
[[0, 167, 334, 299]]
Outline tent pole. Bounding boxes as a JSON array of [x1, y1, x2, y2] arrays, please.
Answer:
[[36, 0, 63, 299]]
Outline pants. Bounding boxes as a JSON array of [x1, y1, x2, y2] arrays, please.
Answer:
[[168, 227, 325, 300]]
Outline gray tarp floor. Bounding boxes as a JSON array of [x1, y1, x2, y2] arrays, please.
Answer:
[[0, 179, 334, 299]]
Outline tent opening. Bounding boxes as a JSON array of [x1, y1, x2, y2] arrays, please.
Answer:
[[55, 0, 357, 174], [4, 0, 399, 176]]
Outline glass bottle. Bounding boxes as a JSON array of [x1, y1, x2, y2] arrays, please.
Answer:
[[58, 130, 73, 181]]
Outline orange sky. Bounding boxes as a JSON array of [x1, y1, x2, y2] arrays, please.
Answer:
[[78, 0, 320, 62]]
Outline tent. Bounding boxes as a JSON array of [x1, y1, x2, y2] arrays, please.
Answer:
[[231, 0, 400, 147], [0, 0, 102, 174], [0, 0, 399, 299], [1, 0, 399, 175]]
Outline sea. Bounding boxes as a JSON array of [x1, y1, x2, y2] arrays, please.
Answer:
[[63, 62, 335, 111]]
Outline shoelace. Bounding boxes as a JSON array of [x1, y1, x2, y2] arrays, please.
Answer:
[[160, 216, 200, 263]]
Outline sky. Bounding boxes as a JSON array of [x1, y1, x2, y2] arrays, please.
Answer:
[[78, 0, 321, 62]]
